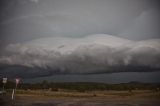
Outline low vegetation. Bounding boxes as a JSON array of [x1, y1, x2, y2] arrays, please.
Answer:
[[1, 80, 160, 92]]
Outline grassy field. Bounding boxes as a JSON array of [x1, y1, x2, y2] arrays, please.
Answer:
[[1, 89, 159, 106], [13, 89, 160, 98]]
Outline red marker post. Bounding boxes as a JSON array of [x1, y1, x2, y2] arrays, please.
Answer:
[[12, 78, 20, 100], [15, 78, 20, 89]]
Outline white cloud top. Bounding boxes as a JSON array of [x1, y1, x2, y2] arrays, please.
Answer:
[[0, 34, 160, 77]]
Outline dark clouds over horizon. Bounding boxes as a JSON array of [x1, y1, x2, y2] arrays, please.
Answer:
[[0, 34, 160, 78], [0, 0, 160, 79]]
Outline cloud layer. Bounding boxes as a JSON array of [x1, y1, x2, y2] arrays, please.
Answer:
[[1, 0, 159, 45], [0, 34, 160, 78]]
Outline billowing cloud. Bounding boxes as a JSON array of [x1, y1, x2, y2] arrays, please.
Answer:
[[0, 34, 160, 78]]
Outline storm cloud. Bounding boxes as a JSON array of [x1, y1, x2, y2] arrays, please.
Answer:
[[0, 0, 160, 79], [0, 34, 160, 78], [0, 0, 160, 45]]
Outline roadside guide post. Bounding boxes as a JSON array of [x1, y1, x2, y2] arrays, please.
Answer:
[[12, 78, 20, 100], [2, 78, 7, 92]]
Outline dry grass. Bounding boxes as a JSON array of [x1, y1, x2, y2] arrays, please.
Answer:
[[3, 90, 160, 106], [8, 89, 160, 99]]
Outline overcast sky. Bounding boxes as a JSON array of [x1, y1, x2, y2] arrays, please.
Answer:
[[0, 0, 160, 81], [0, 0, 160, 44]]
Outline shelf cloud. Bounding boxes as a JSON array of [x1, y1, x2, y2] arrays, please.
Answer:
[[0, 34, 160, 78]]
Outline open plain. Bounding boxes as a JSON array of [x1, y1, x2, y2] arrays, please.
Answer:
[[0, 90, 160, 106]]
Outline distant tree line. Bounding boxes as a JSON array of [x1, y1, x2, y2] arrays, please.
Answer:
[[0, 80, 160, 92]]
